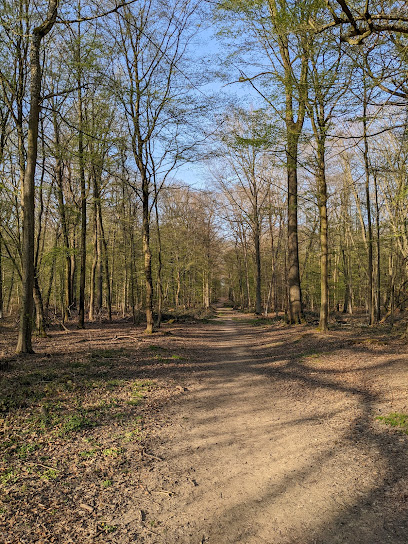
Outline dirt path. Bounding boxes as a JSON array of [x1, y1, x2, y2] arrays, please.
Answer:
[[137, 308, 408, 544], [1, 310, 407, 543]]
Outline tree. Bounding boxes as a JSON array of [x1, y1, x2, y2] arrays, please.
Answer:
[[305, 35, 349, 330], [321, 1, 408, 44], [16, 0, 59, 354], [217, 0, 317, 323], [212, 107, 273, 314], [112, 0, 200, 333]]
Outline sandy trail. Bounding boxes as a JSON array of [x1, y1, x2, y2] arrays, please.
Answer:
[[139, 309, 408, 543]]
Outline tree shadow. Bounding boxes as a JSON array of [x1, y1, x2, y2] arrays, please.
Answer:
[[1, 317, 407, 543]]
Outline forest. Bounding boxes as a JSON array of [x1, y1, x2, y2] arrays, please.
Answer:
[[1, 0, 408, 352], [2, 2, 408, 543]]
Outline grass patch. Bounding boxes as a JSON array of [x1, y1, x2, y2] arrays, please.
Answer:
[[0, 467, 19, 486], [250, 318, 274, 327], [123, 427, 143, 442], [80, 448, 99, 458], [16, 443, 38, 458], [148, 345, 162, 352], [102, 447, 123, 457], [376, 413, 408, 434], [58, 411, 94, 436], [40, 468, 58, 481], [153, 354, 185, 364], [127, 380, 155, 406]]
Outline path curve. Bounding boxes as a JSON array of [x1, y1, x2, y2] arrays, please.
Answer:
[[138, 308, 408, 544]]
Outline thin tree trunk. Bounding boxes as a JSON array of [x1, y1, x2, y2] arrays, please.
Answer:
[[6, 268, 15, 315], [374, 172, 381, 322], [154, 194, 163, 327], [142, 175, 154, 333], [45, 230, 59, 311], [129, 224, 137, 324], [390, 250, 395, 327], [317, 140, 329, 331], [53, 111, 72, 320], [0, 236, 3, 319], [363, 74, 374, 325], [89, 198, 98, 321], [33, 274, 46, 336], [342, 249, 352, 314], [254, 219, 262, 315], [97, 196, 112, 321], [77, 83, 86, 328], [241, 229, 251, 309]]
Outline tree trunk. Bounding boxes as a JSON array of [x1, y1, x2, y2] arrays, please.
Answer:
[[129, 225, 137, 324], [0, 236, 3, 319], [142, 175, 154, 334], [33, 274, 46, 336], [254, 220, 262, 314], [89, 199, 98, 321], [287, 135, 302, 323], [374, 172, 381, 322], [77, 82, 86, 329], [154, 195, 163, 327], [317, 140, 329, 331], [241, 229, 251, 309], [6, 268, 15, 315], [342, 248, 353, 314], [17, 1, 58, 352], [53, 112, 72, 321], [45, 231, 59, 311], [363, 74, 374, 325], [97, 195, 112, 321]]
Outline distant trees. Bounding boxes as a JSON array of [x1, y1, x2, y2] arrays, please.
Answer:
[[212, 108, 275, 314], [112, 0, 201, 333]]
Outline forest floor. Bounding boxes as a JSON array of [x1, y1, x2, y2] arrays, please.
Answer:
[[1, 308, 408, 543]]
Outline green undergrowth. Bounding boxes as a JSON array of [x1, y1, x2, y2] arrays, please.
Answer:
[[376, 413, 408, 434], [249, 317, 276, 327], [0, 342, 166, 495], [145, 344, 187, 365], [161, 307, 216, 324]]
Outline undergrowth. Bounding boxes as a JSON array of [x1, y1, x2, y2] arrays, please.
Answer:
[[376, 413, 408, 434]]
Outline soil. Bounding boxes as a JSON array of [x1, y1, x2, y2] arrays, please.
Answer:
[[1, 308, 408, 543]]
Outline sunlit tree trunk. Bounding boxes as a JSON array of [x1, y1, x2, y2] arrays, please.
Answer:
[[17, 0, 58, 353]]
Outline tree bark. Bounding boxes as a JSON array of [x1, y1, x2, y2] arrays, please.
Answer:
[[374, 172, 381, 322], [363, 71, 374, 325], [0, 236, 3, 319], [254, 219, 262, 315], [77, 82, 86, 328], [89, 198, 98, 321], [287, 134, 302, 323], [53, 111, 72, 321], [142, 175, 154, 333], [33, 274, 46, 336], [268, 0, 307, 324], [96, 193, 112, 321], [154, 192, 163, 327], [317, 140, 329, 331], [17, 0, 58, 353]]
